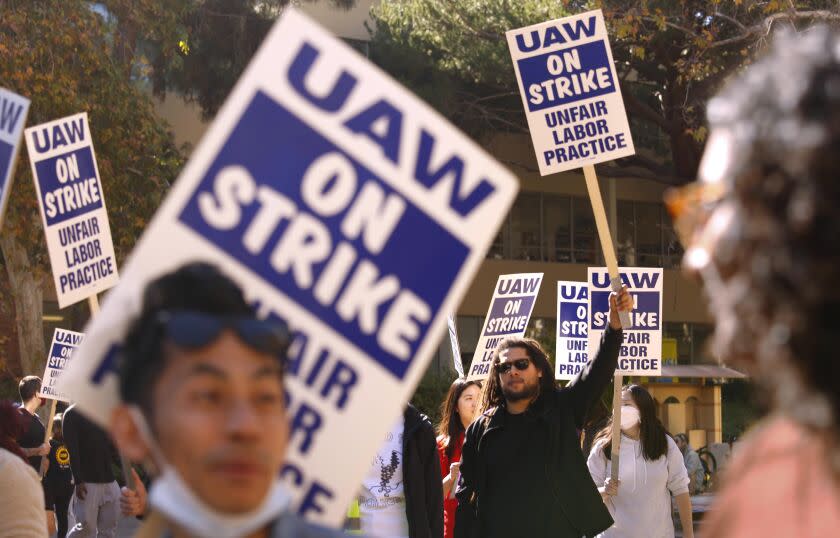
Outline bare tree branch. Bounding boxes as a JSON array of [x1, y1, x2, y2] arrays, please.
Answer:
[[621, 84, 672, 132], [709, 9, 840, 50]]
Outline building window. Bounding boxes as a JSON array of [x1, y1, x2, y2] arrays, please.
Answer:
[[510, 193, 542, 261], [486, 193, 679, 268], [636, 202, 663, 267], [616, 200, 635, 266], [663, 322, 715, 364], [572, 197, 599, 264], [544, 194, 571, 262]]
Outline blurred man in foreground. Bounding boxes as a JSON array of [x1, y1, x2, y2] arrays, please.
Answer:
[[109, 262, 346, 538]]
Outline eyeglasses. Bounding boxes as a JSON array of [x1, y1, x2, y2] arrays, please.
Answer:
[[156, 311, 291, 359], [497, 358, 531, 375], [664, 181, 728, 249]]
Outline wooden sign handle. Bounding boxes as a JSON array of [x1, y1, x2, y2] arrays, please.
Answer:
[[582, 165, 631, 328], [38, 399, 58, 479], [582, 164, 629, 483]]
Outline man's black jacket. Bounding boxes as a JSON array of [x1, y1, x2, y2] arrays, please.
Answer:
[[403, 404, 445, 538], [454, 326, 623, 538]]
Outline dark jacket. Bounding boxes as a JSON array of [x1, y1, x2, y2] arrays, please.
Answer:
[[403, 405, 445, 538], [454, 326, 623, 538], [62, 405, 119, 484]]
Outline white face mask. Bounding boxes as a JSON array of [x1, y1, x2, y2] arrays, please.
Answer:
[[620, 405, 641, 430], [128, 407, 292, 538]]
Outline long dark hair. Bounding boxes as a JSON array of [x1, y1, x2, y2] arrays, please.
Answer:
[[0, 400, 27, 462], [478, 337, 556, 415], [437, 378, 482, 459], [594, 385, 668, 461]]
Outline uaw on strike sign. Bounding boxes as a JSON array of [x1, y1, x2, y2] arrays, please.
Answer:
[[506, 10, 634, 175], [37, 329, 84, 403], [0, 88, 30, 229], [57, 8, 518, 526], [467, 273, 543, 381], [588, 268, 663, 376], [25, 113, 119, 307]]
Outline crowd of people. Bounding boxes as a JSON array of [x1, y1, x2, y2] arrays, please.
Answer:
[[1, 22, 840, 538]]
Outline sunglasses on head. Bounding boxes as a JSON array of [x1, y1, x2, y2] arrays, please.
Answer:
[[497, 358, 531, 375], [156, 310, 291, 359]]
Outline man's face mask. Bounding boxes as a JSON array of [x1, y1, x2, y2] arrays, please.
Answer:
[[127, 406, 291, 538]]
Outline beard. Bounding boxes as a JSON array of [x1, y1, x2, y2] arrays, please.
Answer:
[[501, 378, 540, 403]]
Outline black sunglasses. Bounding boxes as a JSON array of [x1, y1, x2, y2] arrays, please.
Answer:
[[497, 358, 531, 375], [156, 311, 291, 359]]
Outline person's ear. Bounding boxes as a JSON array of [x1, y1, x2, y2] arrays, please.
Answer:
[[110, 405, 152, 463]]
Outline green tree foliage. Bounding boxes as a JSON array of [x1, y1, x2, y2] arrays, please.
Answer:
[[370, 0, 840, 184], [0, 0, 183, 377], [107, 0, 357, 119]]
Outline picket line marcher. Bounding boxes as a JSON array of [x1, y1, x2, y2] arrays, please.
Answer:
[[56, 8, 518, 526], [35, 328, 83, 477], [507, 9, 636, 481]]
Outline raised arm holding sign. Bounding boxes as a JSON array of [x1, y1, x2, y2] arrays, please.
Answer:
[[506, 9, 635, 483]]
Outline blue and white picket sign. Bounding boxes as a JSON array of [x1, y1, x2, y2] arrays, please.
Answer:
[[466, 273, 543, 381], [448, 314, 464, 378], [24, 113, 119, 308], [0, 87, 30, 230], [506, 10, 635, 175], [37, 328, 84, 403], [555, 281, 588, 381], [588, 267, 662, 375], [56, 8, 518, 526]]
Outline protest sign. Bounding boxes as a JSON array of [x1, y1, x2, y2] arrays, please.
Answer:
[[448, 314, 464, 378], [555, 281, 588, 381], [56, 7, 518, 526], [24, 113, 119, 308], [466, 273, 543, 381], [37, 328, 84, 403], [588, 267, 662, 375], [0, 88, 30, 230], [506, 9, 634, 175]]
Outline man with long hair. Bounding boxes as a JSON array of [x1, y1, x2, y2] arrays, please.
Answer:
[[454, 287, 632, 538]]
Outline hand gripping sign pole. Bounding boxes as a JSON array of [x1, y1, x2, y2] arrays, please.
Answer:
[[506, 9, 635, 482]]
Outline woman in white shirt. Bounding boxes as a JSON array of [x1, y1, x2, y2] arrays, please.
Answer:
[[587, 385, 694, 538]]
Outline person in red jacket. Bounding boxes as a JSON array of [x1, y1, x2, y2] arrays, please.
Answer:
[[436, 379, 481, 538]]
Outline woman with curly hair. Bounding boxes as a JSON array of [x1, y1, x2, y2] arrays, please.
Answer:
[[666, 26, 840, 537], [0, 399, 49, 536]]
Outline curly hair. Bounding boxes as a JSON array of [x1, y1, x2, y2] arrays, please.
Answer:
[[703, 27, 840, 435]]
